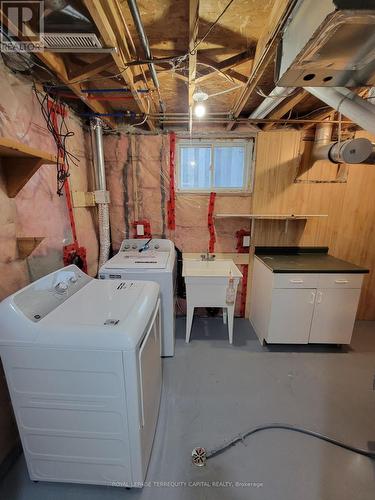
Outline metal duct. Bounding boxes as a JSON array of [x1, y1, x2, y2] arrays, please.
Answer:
[[90, 118, 111, 269], [276, 0, 375, 87], [306, 86, 375, 136], [127, 0, 166, 113], [312, 120, 372, 164]]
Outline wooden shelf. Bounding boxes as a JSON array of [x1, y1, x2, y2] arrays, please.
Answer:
[[0, 138, 56, 197], [17, 237, 44, 259], [214, 214, 328, 236], [214, 214, 328, 220]]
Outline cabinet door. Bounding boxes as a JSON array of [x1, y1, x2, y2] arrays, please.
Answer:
[[309, 288, 361, 344], [267, 289, 316, 343]]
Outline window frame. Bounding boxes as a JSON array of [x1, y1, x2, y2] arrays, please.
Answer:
[[176, 138, 255, 194]]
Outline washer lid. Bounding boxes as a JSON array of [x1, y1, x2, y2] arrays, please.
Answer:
[[39, 279, 160, 350], [103, 250, 169, 270]]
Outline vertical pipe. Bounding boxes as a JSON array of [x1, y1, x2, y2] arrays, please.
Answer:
[[127, 0, 166, 113], [90, 118, 110, 269], [306, 87, 375, 135]]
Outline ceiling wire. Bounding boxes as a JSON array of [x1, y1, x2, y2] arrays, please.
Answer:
[[190, 0, 236, 54]]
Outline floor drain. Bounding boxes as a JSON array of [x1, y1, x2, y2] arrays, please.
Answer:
[[192, 447, 207, 466]]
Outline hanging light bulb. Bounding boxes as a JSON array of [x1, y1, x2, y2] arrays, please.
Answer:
[[194, 103, 206, 118]]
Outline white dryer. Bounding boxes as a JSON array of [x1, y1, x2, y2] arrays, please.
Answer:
[[0, 265, 161, 488], [99, 239, 176, 357]]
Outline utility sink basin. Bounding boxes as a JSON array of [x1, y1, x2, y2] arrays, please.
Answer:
[[182, 259, 242, 278], [183, 259, 243, 345]]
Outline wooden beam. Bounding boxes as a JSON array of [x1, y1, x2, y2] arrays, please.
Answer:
[[188, 0, 200, 134], [195, 48, 255, 84], [227, 0, 296, 130], [263, 90, 309, 131], [67, 55, 114, 81], [83, 0, 156, 131]]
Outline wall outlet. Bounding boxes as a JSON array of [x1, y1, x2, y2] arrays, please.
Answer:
[[136, 224, 145, 236], [243, 235, 250, 247]]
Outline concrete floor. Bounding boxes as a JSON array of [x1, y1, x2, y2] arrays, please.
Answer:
[[1, 317, 375, 500]]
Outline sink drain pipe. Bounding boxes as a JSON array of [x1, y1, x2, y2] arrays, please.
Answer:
[[91, 118, 111, 269]]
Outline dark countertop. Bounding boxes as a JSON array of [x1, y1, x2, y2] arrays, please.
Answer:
[[255, 247, 369, 274]]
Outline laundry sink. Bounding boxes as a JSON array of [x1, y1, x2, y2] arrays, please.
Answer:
[[183, 259, 242, 278], [183, 259, 243, 344]]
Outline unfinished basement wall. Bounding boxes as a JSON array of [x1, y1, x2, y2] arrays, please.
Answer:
[[104, 133, 252, 253], [0, 60, 99, 465]]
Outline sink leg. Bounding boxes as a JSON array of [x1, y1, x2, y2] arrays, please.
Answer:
[[227, 306, 234, 344], [223, 308, 227, 324], [186, 305, 195, 343]]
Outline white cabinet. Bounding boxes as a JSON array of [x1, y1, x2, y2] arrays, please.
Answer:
[[268, 289, 316, 343], [250, 257, 365, 345], [309, 288, 361, 344]]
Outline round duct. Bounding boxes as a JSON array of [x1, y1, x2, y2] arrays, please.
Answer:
[[329, 138, 373, 164]]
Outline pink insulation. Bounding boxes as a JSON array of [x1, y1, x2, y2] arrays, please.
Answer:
[[0, 61, 99, 298], [104, 133, 252, 253]]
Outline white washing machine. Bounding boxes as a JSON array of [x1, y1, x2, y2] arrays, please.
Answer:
[[99, 239, 176, 357], [0, 265, 162, 488]]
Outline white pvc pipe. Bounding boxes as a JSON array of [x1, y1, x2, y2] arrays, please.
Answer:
[[306, 87, 375, 136]]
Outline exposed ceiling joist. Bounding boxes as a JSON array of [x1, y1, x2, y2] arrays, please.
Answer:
[[67, 55, 114, 82], [83, 0, 156, 131], [188, 0, 200, 133], [263, 89, 309, 130], [0, 7, 116, 127], [227, 0, 297, 130], [196, 53, 251, 84]]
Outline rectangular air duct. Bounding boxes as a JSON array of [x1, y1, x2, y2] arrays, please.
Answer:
[[276, 0, 375, 87], [40, 33, 115, 53]]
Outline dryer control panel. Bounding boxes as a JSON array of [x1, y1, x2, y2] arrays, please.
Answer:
[[13, 265, 92, 322]]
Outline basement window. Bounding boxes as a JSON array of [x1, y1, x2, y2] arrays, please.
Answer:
[[177, 139, 254, 193]]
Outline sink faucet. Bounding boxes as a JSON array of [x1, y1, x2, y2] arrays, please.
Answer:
[[201, 251, 216, 261]]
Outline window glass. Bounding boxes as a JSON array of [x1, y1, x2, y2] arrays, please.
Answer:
[[180, 146, 211, 190], [213, 146, 244, 188]]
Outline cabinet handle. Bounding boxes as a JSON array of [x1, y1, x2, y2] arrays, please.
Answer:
[[290, 279, 304, 284], [334, 279, 349, 284], [309, 291, 316, 304], [317, 291, 323, 304]]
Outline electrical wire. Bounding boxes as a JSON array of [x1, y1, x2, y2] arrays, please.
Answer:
[[190, 0, 236, 54], [205, 423, 375, 460], [33, 85, 79, 195]]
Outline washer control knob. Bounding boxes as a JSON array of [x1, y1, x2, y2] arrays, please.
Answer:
[[154, 244, 160, 249], [69, 275, 77, 284], [123, 244, 130, 250], [55, 281, 68, 294], [132, 244, 137, 249]]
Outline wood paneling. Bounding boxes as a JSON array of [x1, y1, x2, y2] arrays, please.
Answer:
[[250, 130, 375, 319]]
